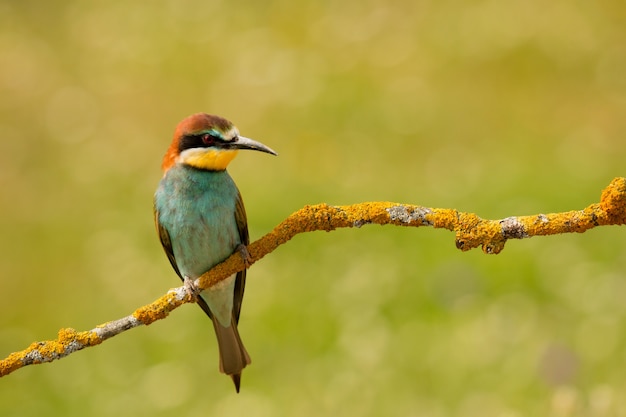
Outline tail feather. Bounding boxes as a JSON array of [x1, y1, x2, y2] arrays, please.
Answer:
[[212, 316, 251, 393]]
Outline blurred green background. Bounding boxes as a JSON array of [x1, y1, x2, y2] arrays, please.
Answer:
[[1, 0, 626, 416]]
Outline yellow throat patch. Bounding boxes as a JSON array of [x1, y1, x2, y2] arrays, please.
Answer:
[[179, 148, 239, 171]]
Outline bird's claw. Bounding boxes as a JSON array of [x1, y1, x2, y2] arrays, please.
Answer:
[[236, 244, 253, 268], [183, 276, 199, 302]]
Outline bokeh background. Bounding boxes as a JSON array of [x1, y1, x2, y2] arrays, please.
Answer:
[[1, 1, 626, 416]]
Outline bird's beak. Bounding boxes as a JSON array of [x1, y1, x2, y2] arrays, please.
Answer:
[[232, 136, 278, 156]]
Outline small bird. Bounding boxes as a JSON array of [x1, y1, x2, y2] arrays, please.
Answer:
[[154, 113, 277, 392]]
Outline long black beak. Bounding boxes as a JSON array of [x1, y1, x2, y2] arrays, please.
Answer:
[[233, 136, 278, 156]]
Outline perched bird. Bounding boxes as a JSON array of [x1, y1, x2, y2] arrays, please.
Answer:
[[154, 113, 277, 392]]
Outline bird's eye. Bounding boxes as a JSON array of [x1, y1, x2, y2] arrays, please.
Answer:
[[202, 134, 215, 145]]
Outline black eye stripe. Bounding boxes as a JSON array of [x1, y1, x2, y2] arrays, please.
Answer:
[[178, 133, 223, 152]]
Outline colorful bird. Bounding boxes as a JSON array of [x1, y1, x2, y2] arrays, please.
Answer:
[[154, 113, 277, 392]]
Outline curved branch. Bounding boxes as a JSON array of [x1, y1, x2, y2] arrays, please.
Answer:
[[2, 177, 625, 377]]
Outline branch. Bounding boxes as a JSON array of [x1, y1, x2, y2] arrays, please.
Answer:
[[2, 177, 625, 377]]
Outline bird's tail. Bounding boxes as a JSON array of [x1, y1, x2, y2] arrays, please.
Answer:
[[211, 316, 251, 393]]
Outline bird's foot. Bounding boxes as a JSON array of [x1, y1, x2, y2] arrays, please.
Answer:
[[183, 276, 200, 302], [236, 244, 253, 268]]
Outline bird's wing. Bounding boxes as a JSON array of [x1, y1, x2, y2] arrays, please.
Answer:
[[233, 190, 249, 324], [154, 204, 215, 319], [154, 205, 182, 279]]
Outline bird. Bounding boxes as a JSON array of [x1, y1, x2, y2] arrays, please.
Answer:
[[153, 113, 277, 392]]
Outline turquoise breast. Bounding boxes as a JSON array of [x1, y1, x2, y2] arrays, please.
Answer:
[[154, 165, 241, 280]]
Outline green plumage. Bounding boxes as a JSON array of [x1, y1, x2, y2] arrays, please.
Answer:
[[154, 164, 250, 389], [155, 166, 244, 289]]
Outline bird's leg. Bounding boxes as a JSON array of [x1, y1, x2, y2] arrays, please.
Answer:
[[236, 244, 253, 268], [183, 275, 200, 302]]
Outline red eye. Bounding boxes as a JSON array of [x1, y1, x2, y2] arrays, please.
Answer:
[[202, 134, 214, 145]]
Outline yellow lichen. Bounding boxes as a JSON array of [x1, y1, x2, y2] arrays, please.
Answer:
[[600, 178, 626, 224], [133, 291, 183, 325], [3, 177, 626, 378]]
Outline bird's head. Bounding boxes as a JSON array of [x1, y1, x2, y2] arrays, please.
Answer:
[[162, 113, 277, 172]]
